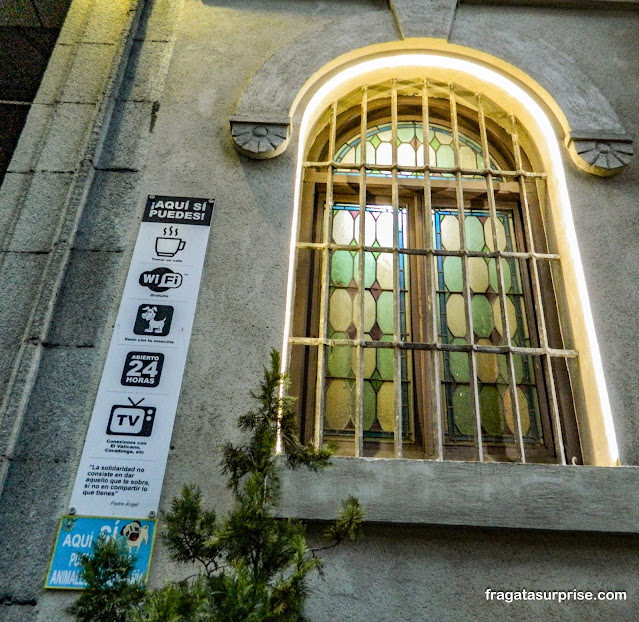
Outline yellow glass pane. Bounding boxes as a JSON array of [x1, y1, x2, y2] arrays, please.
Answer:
[[446, 294, 466, 338], [377, 382, 395, 431], [363, 347, 376, 377], [440, 215, 460, 250], [476, 338, 499, 384], [435, 130, 452, 145], [504, 387, 531, 436], [376, 252, 393, 290], [329, 288, 353, 332], [325, 379, 352, 430], [483, 217, 507, 251], [492, 297, 519, 339], [467, 257, 489, 292], [459, 144, 477, 169], [363, 290, 376, 332]]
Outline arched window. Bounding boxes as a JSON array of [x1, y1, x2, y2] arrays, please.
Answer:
[[287, 77, 584, 464]]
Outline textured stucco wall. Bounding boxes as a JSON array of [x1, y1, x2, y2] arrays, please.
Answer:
[[0, 0, 638, 620]]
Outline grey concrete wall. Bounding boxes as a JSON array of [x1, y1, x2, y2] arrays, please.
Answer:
[[0, 0, 638, 620]]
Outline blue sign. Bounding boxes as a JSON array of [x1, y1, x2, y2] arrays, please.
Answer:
[[45, 516, 156, 589]]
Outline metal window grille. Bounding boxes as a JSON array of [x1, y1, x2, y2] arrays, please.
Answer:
[[288, 79, 578, 464]]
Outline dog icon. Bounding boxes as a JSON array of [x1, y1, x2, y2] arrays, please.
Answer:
[[140, 306, 165, 333], [120, 521, 149, 554]]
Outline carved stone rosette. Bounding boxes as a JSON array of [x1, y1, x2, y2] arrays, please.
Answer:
[[568, 133, 634, 177], [230, 116, 291, 159]]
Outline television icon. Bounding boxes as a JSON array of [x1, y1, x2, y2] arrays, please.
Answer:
[[107, 398, 155, 437]]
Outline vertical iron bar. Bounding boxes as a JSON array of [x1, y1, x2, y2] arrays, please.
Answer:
[[391, 80, 403, 458], [423, 80, 443, 460], [313, 101, 338, 448], [355, 87, 368, 457], [511, 115, 566, 464], [478, 96, 525, 462], [451, 84, 484, 462]]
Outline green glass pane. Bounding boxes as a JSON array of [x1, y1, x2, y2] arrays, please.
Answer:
[[370, 134, 381, 148], [363, 381, 376, 430], [377, 290, 394, 334], [465, 216, 485, 252], [325, 379, 353, 430], [488, 258, 512, 293], [327, 346, 353, 378], [430, 135, 440, 150], [331, 250, 354, 287], [452, 385, 473, 436], [449, 350, 469, 383], [397, 125, 415, 142], [437, 144, 455, 168], [498, 354, 525, 384], [377, 348, 394, 380], [480, 386, 504, 436], [377, 382, 395, 432], [364, 251, 376, 288], [472, 295, 493, 338], [443, 256, 463, 292]]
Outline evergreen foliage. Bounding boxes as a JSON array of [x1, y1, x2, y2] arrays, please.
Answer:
[[69, 350, 363, 622], [67, 535, 145, 622]]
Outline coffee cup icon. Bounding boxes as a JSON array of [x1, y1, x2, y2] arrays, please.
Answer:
[[155, 237, 186, 257]]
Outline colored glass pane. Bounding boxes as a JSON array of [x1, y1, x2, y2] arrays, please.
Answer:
[[472, 295, 493, 338], [325, 379, 353, 430], [376, 290, 394, 334], [452, 385, 473, 436], [327, 345, 354, 378], [329, 288, 353, 332], [330, 250, 354, 286], [446, 294, 466, 338], [465, 216, 485, 252], [467, 257, 489, 293], [333, 121, 501, 178], [443, 256, 463, 292], [363, 381, 377, 430], [377, 382, 395, 431], [480, 386, 504, 436]]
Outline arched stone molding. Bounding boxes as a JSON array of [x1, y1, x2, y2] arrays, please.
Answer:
[[229, 14, 632, 175]]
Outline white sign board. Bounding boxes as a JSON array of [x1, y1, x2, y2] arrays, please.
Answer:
[[69, 196, 214, 518]]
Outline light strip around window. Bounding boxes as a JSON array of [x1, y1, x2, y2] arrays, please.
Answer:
[[281, 52, 618, 465]]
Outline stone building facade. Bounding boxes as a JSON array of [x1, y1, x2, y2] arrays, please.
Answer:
[[0, 0, 638, 620]]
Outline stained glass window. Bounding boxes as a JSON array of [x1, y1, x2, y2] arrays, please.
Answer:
[[289, 79, 580, 464], [334, 121, 500, 178]]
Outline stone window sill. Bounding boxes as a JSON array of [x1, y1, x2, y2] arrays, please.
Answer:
[[276, 456, 639, 533]]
